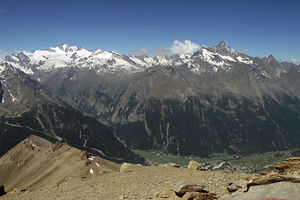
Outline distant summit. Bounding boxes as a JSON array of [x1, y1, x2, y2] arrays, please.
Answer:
[[213, 41, 238, 55]]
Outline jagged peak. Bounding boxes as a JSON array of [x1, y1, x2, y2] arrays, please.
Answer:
[[216, 41, 229, 47], [263, 54, 277, 61], [93, 48, 103, 54], [56, 44, 68, 51], [48, 44, 87, 53], [262, 54, 282, 67], [214, 41, 237, 55]]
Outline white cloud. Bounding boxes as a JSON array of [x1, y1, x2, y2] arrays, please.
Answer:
[[130, 40, 201, 56], [291, 58, 299, 65], [169, 40, 201, 55]]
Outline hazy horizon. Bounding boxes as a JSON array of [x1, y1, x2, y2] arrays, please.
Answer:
[[0, 0, 299, 63]]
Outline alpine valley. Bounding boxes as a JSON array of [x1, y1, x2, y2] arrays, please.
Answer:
[[2, 41, 300, 157], [0, 63, 142, 163]]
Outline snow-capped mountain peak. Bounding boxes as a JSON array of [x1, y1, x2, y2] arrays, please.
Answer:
[[2, 42, 291, 76], [215, 41, 231, 49], [213, 41, 238, 55], [57, 44, 68, 51]]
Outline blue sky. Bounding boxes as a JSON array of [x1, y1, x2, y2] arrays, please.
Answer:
[[0, 0, 299, 62]]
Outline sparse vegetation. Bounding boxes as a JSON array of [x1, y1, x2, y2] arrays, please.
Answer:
[[133, 148, 299, 173]]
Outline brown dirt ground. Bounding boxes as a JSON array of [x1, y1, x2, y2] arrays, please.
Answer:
[[1, 164, 251, 200]]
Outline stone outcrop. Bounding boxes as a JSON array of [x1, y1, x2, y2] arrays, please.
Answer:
[[245, 157, 300, 192], [221, 157, 300, 200], [274, 157, 300, 172], [173, 184, 205, 197], [119, 162, 144, 173], [172, 182, 217, 199], [120, 163, 135, 173], [221, 182, 300, 200], [187, 160, 205, 171]]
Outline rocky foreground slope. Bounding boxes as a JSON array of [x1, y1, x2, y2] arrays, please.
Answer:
[[0, 135, 120, 193], [0, 137, 299, 200]]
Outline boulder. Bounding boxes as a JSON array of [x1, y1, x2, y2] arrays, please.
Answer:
[[0, 185, 6, 196], [160, 163, 180, 168], [119, 162, 134, 173], [173, 182, 206, 198], [220, 182, 300, 200], [119, 162, 143, 173], [188, 160, 205, 171]]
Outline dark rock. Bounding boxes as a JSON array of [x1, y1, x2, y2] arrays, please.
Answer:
[[52, 142, 64, 152], [0, 185, 6, 196], [85, 160, 92, 166]]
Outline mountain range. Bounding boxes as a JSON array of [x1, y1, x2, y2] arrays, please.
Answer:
[[2, 41, 300, 157], [0, 62, 142, 163]]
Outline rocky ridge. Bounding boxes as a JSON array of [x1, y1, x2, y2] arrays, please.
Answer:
[[0, 135, 120, 193], [0, 63, 142, 163]]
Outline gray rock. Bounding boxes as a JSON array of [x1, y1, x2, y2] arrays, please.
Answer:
[[220, 182, 300, 200]]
